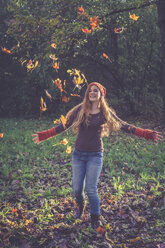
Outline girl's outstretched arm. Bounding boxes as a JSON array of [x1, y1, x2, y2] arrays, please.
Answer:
[[111, 112, 163, 143], [32, 105, 81, 144]]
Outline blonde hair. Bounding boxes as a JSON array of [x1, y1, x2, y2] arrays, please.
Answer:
[[66, 85, 121, 137]]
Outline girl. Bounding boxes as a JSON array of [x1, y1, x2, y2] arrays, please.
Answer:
[[32, 82, 163, 229]]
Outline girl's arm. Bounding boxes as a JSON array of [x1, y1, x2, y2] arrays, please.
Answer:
[[111, 112, 163, 143], [32, 105, 81, 144]]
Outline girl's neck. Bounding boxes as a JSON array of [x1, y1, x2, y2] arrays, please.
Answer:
[[90, 102, 100, 113]]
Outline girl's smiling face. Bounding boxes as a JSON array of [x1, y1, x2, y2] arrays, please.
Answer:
[[88, 85, 101, 102]]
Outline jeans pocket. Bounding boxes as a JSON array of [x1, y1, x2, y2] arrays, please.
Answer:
[[95, 152, 103, 158], [72, 149, 81, 156]]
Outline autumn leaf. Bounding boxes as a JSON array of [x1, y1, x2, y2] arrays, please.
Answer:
[[114, 27, 124, 33], [96, 226, 106, 234], [25, 219, 33, 226], [27, 59, 38, 72], [90, 16, 101, 29], [49, 54, 58, 60], [60, 138, 68, 145], [77, 6, 85, 15], [0, 133, 4, 138], [44, 89, 52, 101], [61, 96, 70, 103], [54, 119, 61, 125], [105, 223, 113, 231], [66, 146, 72, 154], [60, 115, 67, 128], [147, 195, 154, 200], [129, 237, 141, 243], [103, 53, 108, 59], [82, 28, 91, 34], [40, 97, 47, 112], [2, 47, 12, 54], [53, 62, 59, 70], [129, 12, 139, 21], [51, 43, 57, 48], [34, 61, 38, 68], [53, 78, 63, 92], [11, 207, 17, 215], [70, 93, 81, 98]]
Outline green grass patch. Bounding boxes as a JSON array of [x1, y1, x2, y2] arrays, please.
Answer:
[[0, 117, 164, 247]]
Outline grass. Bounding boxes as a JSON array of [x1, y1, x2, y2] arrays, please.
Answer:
[[0, 117, 165, 248]]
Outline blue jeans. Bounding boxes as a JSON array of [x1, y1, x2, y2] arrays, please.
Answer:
[[72, 149, 103, 215]]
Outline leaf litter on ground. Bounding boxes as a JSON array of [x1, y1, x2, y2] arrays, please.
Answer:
[[0, 118, 165, 247]]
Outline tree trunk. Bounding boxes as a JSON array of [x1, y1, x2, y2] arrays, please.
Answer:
[[157, 0, 165, 125]]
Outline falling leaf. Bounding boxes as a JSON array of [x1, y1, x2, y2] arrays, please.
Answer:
[[77, 6, 85, 15], [61, 96, 70, 103], [103, 53, 108, 59], [61, 115, 67, 128], [114, 27, 124, 33], [102, 53, 112, 62], [26, 59, 38, 72], [66, 146, 71, 154], [49, 54, 58, 60], [0, 133, 4, 138], [67, 69, 73, 75], [82, 28, 91, 34], [73, 75, 84, 86], [34, 61, 38, 67], [53, 62, 59, 70], [51, 43, 57, 48], [54, 119, 61, 125], [44, 89, 52, 101], [40, 97, 47, 112], [70, 93, 81, 98], [53, 78, 63, 92], [129, 12, 139, 21], [2, 48, 12, 54], [90, 16, 101, 29], [60, 138, 68, 145]]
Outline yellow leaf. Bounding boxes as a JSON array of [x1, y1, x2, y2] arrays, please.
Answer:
[[40, 97, 47, 112], [54, 119, 61, 125], [66, 146, 71, 154], [25, 219, 33, 226], [60, 138, 68, 145], [34, 61, 38, 68], [60, 115, 67, 128], [51, 43, 57, 48], [129, 12, 139, 21]]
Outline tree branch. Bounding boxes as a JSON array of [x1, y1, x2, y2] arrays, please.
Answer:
[[103, 0, 158, 18]]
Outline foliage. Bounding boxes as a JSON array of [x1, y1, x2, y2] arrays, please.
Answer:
[[0, 118, 165, 247], [0, 0, 163, 118]]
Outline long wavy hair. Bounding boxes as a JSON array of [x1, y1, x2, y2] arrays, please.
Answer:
[[66, 84, 121, 137]]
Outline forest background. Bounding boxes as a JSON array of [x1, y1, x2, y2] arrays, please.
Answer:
[[0, 0, 165, 123], [1, 1, 165, 247]]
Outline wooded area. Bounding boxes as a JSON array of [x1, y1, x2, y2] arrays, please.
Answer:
[[0, 0, 165, 122], [0, 1, 165, 247]]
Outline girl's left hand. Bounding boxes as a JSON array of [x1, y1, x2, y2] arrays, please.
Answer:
[[152, 131, 163, 143]]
